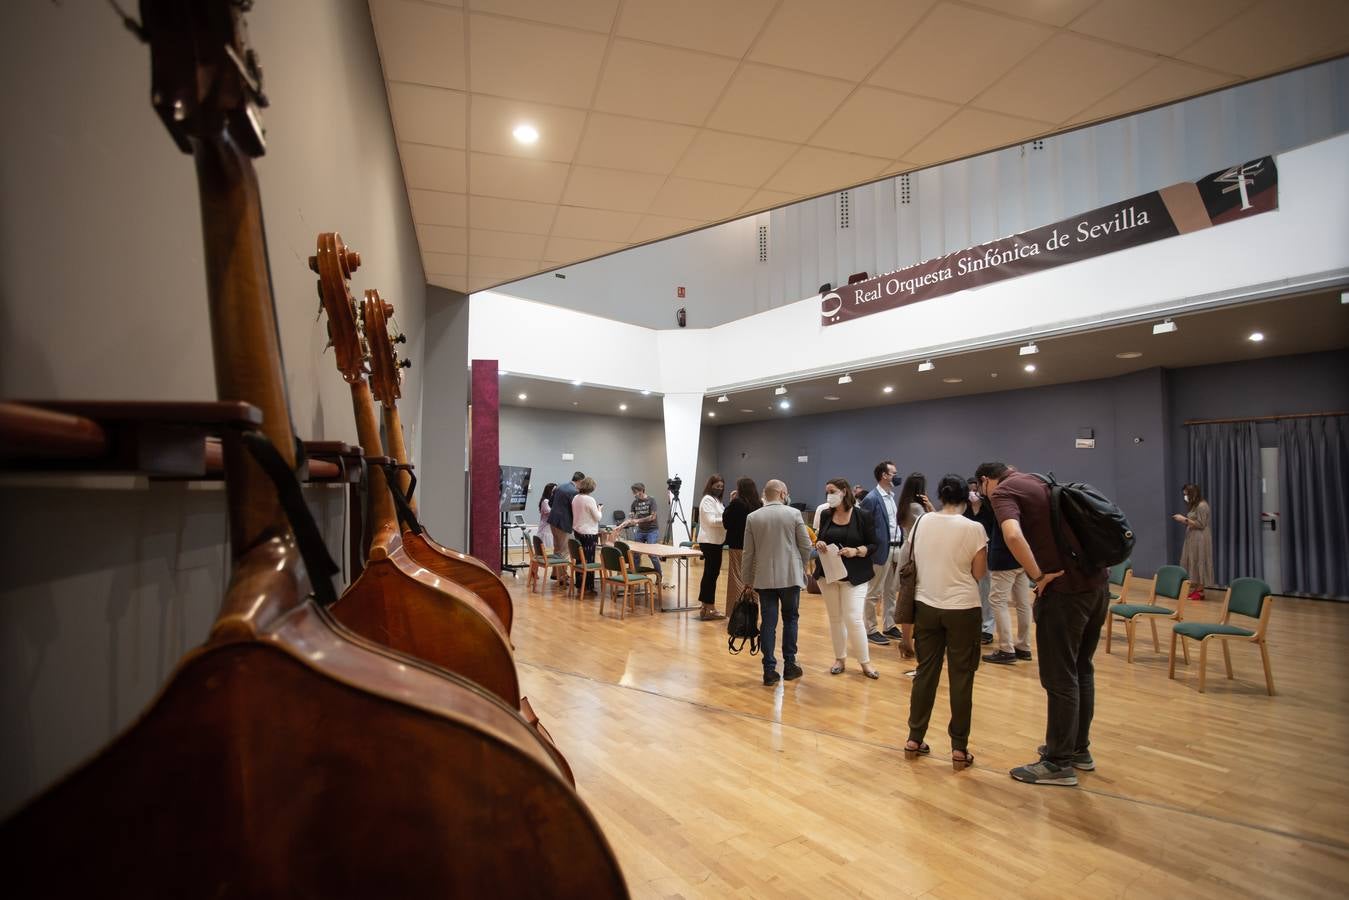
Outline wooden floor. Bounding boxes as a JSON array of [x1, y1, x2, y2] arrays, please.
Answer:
[[506, 560, 1349, 899]]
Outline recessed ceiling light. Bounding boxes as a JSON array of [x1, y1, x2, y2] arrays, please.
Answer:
[[1024, 363, 1037, 373], [1153, 318, 1177, 335], [740, 408, 754, 413], [943, 377, 963, 384], [618, 403, 628, 411], [517, 393, 527, 400], [838, 373, 853, 385], [778, 400, 790, 410], [499, 370, 509, 376], [990, 372, 999, 378], [572, 401, 579, 406], [1248, 331, 1265, 342], [707, 411, 716, 418], [1019, 342, 1039, 356], [1116, 351, 1143, 359], [571, 378, 583, 386], [640, 390, 651, 396], [775, 385, 788, 396], [918, 360, 935, 373], [717, 394, 729, 403], [823, 395, 840, 401], [512, 123, 539, 144], [882, 385, 894, 393]]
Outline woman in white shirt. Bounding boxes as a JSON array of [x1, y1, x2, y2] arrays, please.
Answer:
[[695, 474, 727, 621], [571, 477, 603, 594], [903, 474, 989, 771]]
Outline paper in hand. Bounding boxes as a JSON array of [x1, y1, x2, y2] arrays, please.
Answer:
[[820, 543, 848, 584]]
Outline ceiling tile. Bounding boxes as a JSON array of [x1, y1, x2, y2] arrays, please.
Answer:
[[388, 83, 468, 148], [869, 3, 1052, 104], [973, 33, 1157, 123], [574, 113, 699, 174], [468, 196, 558, 234], [469, 229, 550, 260], [562, 166, 666, 212], [1069, 61, 1235, 124], [416, 224, 469, 254], [904, 107, 1049, 165], [429, 274, 469, 293], [543, 236, 628, 262], [470, 256, 542, 279], [617, 0, 776, 58], [409, 190, 468, 226], [469, 153, 569, 203], [593, 40, 739, 126], [400, 144, 468, 193], [1178, 0, 1349, 78], [741, 189, 800, 213], [748, 0, 934, 82], [960, 0, 1098, 27], [370, 0, 466, 90], [764, 146, 890, 195], [649, 178, 755, 220], [423, 252, 468, 276], [551, 207, 642, 242], [706, 64, 853, 142], [629, 214, 705, 244], [810, 87, 956, 158], [467, 0, 619, 33], [469, 95, 587, 162], [468, 14, 608, 107], [674, 132, 799, 188], [1070, 0, 1247, 56]]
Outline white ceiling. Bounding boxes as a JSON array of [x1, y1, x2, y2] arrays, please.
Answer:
[[369, 0, 1349, 294]]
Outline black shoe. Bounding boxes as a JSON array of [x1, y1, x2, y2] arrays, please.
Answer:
[[867, 631, 891, 645], [1015, 649, 1033, 661], [784, 662, 803, 681], [1037, 745, 1095, 771], [983, 650, 1017, 665], [981, 631, 994, 645], [763, 670, 781, 686], [883, 626, 903, 640]]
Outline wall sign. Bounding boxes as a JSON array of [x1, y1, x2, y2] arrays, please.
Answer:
[[821, 157, 1278, 326]]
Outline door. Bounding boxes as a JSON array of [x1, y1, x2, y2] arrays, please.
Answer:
[[1259, 447, 1282, 594]]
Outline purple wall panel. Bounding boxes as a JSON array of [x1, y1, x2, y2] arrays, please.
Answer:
[[469, 359, 501, 572]]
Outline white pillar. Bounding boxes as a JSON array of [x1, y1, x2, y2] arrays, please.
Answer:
[[662, 393, 703, 544]]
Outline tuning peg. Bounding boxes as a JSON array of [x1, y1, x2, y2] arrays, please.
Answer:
[[394, 333, 407, 344], [399, 359, 413, 369]]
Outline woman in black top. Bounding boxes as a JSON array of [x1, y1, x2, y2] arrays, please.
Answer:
[[722, 477, 762, 612], [813, 477, 880, 678]]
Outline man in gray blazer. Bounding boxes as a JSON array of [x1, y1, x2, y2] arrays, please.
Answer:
[[742, 479, 813, 686]]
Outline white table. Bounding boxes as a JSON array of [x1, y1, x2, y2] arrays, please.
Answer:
[[623, 541, 706, 611]]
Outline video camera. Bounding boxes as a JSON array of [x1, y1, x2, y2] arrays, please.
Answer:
[[666, 475, 682, 499]]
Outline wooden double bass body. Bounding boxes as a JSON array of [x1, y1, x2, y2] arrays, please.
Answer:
[[3, 4, 622, 895]]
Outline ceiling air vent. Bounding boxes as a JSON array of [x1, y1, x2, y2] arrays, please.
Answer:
[[757, 224, 768, 263], [899, 174, 911, 205], [1032, 139, 1045, 151], [838, 190, 851, 229]]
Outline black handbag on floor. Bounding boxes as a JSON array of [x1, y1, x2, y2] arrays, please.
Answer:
[[727, 587, 760, 655]]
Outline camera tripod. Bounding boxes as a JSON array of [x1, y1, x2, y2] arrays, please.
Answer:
[[663, 492, 691, 545]]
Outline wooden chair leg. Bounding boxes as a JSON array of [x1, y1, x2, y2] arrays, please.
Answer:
[[1221, 641, 1233, 679], [1198, 639, 1209, 693], [1149, 618, 1160, 653], [1106, 614, 1114, 654], [1168, 631, 1179, 679], [1259, 641, 1276, 696], [1181, 638, 1190, 665], [1126, 618, 1136, 663]]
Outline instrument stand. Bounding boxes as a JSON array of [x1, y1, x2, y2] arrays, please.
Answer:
[[663, 494, 691, 545], [499, 512, 526, 575]]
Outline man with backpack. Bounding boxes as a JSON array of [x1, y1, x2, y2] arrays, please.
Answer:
[[976, 462, 1110, 787]]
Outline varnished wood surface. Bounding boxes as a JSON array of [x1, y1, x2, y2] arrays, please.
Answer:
[[507, 565, 1349, 898]]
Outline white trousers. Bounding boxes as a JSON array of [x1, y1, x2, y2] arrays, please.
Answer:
[[822, 579, 871, 664], [990, 568, 1033, 652], [864, 557, 900, 635]]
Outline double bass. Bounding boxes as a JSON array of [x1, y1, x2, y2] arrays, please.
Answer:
[[1, 3, 624, 895]]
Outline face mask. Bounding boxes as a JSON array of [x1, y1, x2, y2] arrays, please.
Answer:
[[826, 493, 842, 508]]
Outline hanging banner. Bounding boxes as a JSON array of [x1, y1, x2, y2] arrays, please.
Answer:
[[821, 156, 1278, 326]]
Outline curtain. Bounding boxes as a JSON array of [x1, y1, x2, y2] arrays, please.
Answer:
[[1278, 416, 1349, 598], [1188, 422, 1262, 586]]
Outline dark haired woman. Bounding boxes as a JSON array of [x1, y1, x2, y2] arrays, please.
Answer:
[[723, 477, 762, 615], [904, 474, 988, 771], [814, 478, 879, 678], [897, 472, 934, 538], [1173, 483, 1213, 601], [696, 474, 728, 620]]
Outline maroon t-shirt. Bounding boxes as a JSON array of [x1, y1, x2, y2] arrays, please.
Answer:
[[990, 472, 1107, 594]]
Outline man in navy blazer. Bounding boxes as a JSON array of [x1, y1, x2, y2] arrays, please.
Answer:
[[858, 460, 904, 646]]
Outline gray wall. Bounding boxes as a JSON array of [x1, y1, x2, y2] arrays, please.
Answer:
[[420, 286, 471, 550], [0, 2, 426, 816]]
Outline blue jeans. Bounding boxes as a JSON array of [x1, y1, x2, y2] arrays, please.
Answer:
[[632, 527, 663, 580], [759, 586, 801, 671]]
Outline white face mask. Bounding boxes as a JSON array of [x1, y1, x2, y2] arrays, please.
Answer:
[[826, 492, 842, 508]]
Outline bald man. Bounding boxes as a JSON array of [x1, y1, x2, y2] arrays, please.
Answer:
[[742, 479, 813, 686]]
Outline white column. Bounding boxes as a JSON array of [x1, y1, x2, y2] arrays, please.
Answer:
[[662, 393, 703, 544]]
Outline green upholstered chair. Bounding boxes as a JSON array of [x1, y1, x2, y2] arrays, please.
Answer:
[[599, 544, 654, 619], [1108, 559, 1135, 602], [1107, 564, 1191, 663], [1169, 577, 1275, 695], [567, 537, 603, 601], [526, 535, 569, 594], [614, 539, 658, 576]]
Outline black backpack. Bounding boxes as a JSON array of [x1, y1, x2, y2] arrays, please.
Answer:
[[1033, 473, 1134, 571], [727, 588, 760, 655]]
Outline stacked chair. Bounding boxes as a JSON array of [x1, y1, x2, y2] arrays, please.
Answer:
[[1107, 564, 1190, 663]]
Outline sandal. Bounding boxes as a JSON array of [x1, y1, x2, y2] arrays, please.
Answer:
[[830, 662, 845, 675], [903, 740, 931, 760], [862, 666, 880, 680], [952, 749, 975, 771]]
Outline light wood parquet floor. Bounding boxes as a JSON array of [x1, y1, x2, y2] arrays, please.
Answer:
[[506, 558, 1349, 899]]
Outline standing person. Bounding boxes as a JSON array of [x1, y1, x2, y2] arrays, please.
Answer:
[[904, 475, 989, 769], [622, 482, 662, 584], [814, 478, 879, 679], [548, 471, 584, 555], [723, 477, 762, 614], [537, 482, 557, 551], [742, 479, 813, 686], [1174, 483, 1213, 602], [964, 478, 998, 647], [978, 475, 1033, 665], [858, 461, 905, 650], [696, 474, 728, 621], [977, 461, 1108, 788], [570, 476, 603, 594]]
